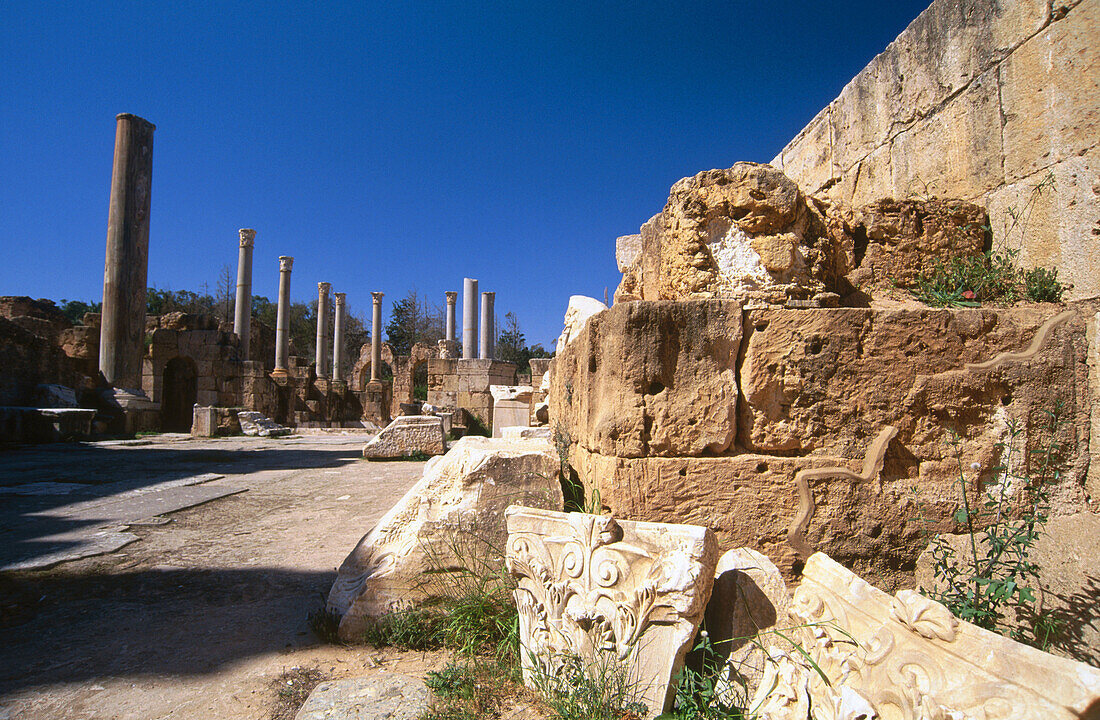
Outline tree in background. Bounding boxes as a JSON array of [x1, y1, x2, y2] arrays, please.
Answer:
[[497, 311, 551, 374], [385, 290, 442, 355], [58, 299, 101, 325], [216, 264, 234, 324]]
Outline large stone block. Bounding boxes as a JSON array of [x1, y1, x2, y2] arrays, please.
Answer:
[[506, 506, 718, 718], [999, 0, 1099, 184], [328, 436, 563, 639], [362, 415, 446, 458], [985, 148, 1099, 301], [619, 163, 845, 305], [776, 106, 835, 194], [551, 300, 741, 458], [888, 69, 1004, 200]]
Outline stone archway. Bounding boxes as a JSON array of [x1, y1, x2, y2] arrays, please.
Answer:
[[162, 356, 197, 432]]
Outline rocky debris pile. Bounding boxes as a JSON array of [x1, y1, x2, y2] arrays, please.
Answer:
[[237, 411, 291, 437], [328, 435, 563, 640], [614, 162, 988, 306], [361, 415, 445, 459]]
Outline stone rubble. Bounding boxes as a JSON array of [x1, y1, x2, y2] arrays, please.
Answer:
[[361, 415, 445, 459], [237, 410, 292, 437], [329, 436, 563, 640]]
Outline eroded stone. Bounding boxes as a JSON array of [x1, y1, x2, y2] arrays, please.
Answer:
[[329, 436, 563, 640], [361, 415, 445, 458]]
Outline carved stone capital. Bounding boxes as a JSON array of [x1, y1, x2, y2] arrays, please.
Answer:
[[238, 228, 256, 247], [334, 292, 346, 305], [371, 291, 385, 305], [444, 291, 458, 304], [317, 281, 331, 294], [278, 256, 294, 272], [506, 506, 717, 717]]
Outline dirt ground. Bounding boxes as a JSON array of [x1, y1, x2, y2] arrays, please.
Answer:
[[0, 433, 452, 720]]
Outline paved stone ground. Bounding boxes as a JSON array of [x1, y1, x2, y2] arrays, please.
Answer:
[[0, 433, 453, 720]]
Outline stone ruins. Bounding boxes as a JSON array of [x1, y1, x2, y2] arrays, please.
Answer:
[[2, 0, 1098, 717]]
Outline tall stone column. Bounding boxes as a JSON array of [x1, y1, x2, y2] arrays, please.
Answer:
[[332, 292, 346, 382], [370, 292, 384, 381], [462, 278, 478, 359], [234, 229, 255, 360], [444, 291, 458, 343], [479, 291, 495, 360], [273, 256, 293, 376], [99, 113, 155, 389], [316, 282, 331, 378]]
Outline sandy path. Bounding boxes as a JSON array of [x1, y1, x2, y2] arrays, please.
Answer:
[[0, 434, 447, 720]]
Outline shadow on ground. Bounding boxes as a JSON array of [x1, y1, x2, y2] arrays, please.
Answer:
[[0, 444, 365, 570], [0, 566, 338, 695]]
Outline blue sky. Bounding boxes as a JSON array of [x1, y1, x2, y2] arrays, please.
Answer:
[[1, 0, 931, 348]]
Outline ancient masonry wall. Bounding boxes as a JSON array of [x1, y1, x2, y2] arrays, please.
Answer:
[[771, 0, 1098, 300]]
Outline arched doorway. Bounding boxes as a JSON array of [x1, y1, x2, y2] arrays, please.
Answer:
[[162, 356, 198, 432]]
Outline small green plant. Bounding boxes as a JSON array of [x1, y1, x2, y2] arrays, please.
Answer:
[[530, 650, 648, 720], [913, 170, 1064, 307], [1023, 266, 1064, 302], [307, 601, 342, 644], [912, 249, 1020, 307], [921, 403, 1064, 643]]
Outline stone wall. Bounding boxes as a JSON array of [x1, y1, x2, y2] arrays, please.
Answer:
[[427, 358, 517, 429], [551, 299, 1098, 585], [771, 0, 1098, 300]]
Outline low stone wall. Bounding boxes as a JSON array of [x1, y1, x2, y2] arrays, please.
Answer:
[[772, 0, 1098, 300]]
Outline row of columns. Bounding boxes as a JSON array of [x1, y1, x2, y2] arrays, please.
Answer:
[[95, 113, 500, 400], [232, 239, 354, 382]]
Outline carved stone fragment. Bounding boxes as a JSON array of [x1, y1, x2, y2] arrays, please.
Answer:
[[505, 506, 718, 718], [329, 437, 563, 640], [752, 552, 1100, 720]]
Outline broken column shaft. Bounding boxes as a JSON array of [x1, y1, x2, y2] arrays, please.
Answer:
[[370, 292, 384, 381], [332, 292, 346, 382], [479, 291, 495, 360], [99, 113, 155, 389], [462, 278, 478, 359], [273, 256, 293, 375], [234, 229, 255, 360], [316, 282, 331, 378]]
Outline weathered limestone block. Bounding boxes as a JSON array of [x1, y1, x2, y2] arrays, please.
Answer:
[[999, 0, 1099, 184], [551, 300, 741, 458], [702, 548, 790, 701], [738, 306, 1088, 469], [889, 68, 1004, 200], [237, 410, 291, 437], [915, 511, 1100, 668], [294, 673, 429, 720], [616, 163, 848, 305], [555, 295, 607, 355], [328, 436, 563, 640], [502, 426, 552, 440], [35, 384, 79, 408], [844, 198, 989, 288], [505, 506, 718, 718], [490, 384, 533, 437], [191, 406, 216, 437], [752, 552, 1100, 720], [362, 415, 445, 458]]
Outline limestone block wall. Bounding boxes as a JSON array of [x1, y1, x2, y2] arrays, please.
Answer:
[[427, 358, 517, 428], [771, 0, 1098, 300]]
